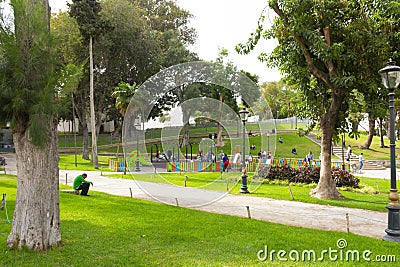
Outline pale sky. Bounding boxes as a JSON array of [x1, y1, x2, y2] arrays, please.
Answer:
[[49, 0, 281, 83]]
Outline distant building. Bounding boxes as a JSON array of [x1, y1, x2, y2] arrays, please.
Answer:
[[57, 119, 114, 133]]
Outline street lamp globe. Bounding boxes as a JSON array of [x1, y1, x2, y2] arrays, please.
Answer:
[[379, 61, 400, 91], [239, 107, 249, 122]]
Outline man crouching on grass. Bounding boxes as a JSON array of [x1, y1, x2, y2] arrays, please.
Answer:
[[73, 173, 93, 196]]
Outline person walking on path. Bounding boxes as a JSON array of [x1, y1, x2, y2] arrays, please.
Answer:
[[73, 173, 93, 196], [359, 153, 365, 173], [346, 145, 352, 162]]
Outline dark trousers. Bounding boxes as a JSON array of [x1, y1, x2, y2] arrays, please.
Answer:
[[76, 183, 90, 195]]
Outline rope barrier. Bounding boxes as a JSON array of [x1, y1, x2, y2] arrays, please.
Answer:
[[349, 214, 386, 224], [1, 193, 12, 223]]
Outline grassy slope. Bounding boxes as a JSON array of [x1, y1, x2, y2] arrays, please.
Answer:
[[0, 175, 398, 266]]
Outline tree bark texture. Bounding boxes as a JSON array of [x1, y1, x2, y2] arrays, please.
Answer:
[[89, 35, 98, 168], [310, 93, 344, 199], [7, 120, 61, 250], [379, 118, 385, 148], [216, 94, 225, 147], [73, 91, 89, 159], [362, 115, 375, 148]]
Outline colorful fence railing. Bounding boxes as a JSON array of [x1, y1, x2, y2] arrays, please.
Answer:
[[109, 156, 347, 172], [166, 161, 259, 173], [109, 157, 128, 172]]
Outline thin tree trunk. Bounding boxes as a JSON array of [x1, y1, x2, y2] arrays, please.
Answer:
[[362, 115, 375, 148], [73, 91, 90, 159], [7, 120, 61, 250], [216, 93, 225, 147], [311, 93, 344, 199], [89, 35, 98, 168], [379, 117, 385, 148]]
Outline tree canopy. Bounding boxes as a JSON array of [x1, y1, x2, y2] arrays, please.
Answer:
[[237, 0, 400, 199]]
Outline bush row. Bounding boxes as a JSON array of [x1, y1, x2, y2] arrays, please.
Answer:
[[257, 165, 359, 188]]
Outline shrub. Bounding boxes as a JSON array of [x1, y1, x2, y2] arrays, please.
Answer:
[[258, 165, 359, 188]]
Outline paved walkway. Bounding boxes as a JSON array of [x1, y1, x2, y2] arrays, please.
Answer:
[[1, 153, 391, 239], [58, 169, 389, 239]]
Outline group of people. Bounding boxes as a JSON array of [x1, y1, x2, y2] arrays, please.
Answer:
[[347, 145, 365, 172]]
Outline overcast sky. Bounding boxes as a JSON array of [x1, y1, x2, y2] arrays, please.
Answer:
[[49, 0, 281, 83]]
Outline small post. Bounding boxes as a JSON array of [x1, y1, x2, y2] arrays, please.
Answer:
[[288, 184, 294, 200], [3, 167, 6, 175], [129, 188, 133, 198], [184, 175, 187, 187], [246, 206, 251, 219], [346, 213, 350, 233], [101, 167, 103, 176], [175, 198, 179, 207], [65, 173, 68, 185], [376, 182, 381, 194], [226, 178, 229, 191], [154, 166, 157, 174]]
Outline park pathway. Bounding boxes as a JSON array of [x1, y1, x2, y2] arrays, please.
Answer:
[[59, 169, 389, 240], [0, 152, 390, 240]]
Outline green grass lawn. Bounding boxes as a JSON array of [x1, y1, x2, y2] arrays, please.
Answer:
[[0, 175, 398, 266], [343, 132, 400, 160], [249, 175, 392, 212], [107, 172, 393, 212], [58, 154, 113, 172]]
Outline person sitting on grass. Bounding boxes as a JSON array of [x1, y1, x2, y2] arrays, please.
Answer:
[[73, 173, 93, 196]]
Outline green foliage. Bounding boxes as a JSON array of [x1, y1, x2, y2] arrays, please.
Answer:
[[111, 82, 138, 116], [68, 0, 111, 41], [259, 165, 359, 188], [0, 0, 60, 146], [237, 0, 398, 135]]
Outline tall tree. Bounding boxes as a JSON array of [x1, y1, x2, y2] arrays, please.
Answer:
[[69, 0, 110, 168], [205, 49, 240, 147], [50, 11, 92, 159], [237, 0, 395, 199], [0, 0, 61, 250]]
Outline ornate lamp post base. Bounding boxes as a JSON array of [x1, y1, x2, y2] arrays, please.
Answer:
[[240, 169, 250, 194], [383, 189, 400, 242], [383, 204, 400, 242], [135, 160, 141, 172]]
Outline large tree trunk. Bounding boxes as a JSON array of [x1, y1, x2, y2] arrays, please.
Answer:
[[7, 120, 61, 250], [311, 93, 344, 199], [362, 114, 375, 148], [89, 35, 98, 168]]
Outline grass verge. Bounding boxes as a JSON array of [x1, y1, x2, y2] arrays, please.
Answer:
[[106, 172, 393, 212], [58, 154, 113, 172], [0, 175, 398, 266]]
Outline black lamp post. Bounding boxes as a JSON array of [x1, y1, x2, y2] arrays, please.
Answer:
[[341, 133, 345, 171], [239, 108, 250, 194], [135, 119, 141, 172], [379, 60, 400, 242]]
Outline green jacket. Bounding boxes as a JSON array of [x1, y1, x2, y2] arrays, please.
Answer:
[[73, 175, 91, 189]]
